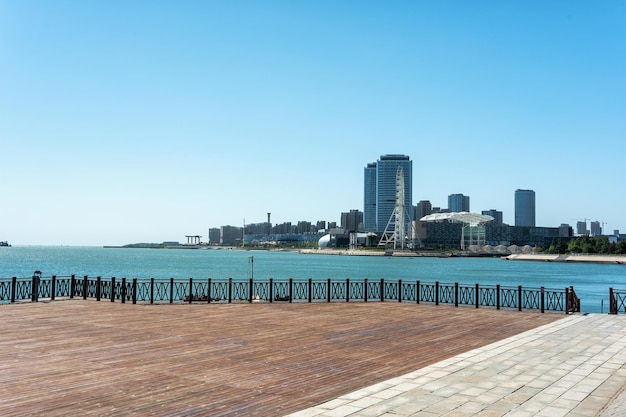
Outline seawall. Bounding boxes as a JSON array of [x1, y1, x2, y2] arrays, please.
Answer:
[[503, 254, 626, 265]]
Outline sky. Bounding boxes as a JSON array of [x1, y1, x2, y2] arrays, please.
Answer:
[[1, 1, 624, 246]]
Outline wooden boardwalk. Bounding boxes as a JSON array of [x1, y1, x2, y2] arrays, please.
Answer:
[[0, 300, 562, 416]]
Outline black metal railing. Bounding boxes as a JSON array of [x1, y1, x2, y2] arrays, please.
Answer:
[[0, 274, 578, 313], [609, 288, 626, 314]]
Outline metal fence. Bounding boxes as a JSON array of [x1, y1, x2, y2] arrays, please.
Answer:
[[0, 273, 580, 314]]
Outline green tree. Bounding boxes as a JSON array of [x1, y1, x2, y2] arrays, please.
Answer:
[[567, 238, 581, 253]]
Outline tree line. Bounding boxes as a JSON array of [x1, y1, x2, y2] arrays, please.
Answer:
[[546, 236, 626, 255]]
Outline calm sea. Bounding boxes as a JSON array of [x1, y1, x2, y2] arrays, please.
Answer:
[[1, 246, 625, 313]]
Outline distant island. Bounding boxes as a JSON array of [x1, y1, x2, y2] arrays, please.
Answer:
[[104, 242, 199, 249]]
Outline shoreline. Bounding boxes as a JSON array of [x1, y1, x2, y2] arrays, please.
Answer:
[[503, 253, 626, 265]]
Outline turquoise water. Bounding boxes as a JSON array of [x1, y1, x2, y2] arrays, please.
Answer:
[[1, 246, 625, 313]]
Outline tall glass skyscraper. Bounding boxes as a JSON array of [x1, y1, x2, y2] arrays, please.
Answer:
[[363, 154, 413, 232], [514, 189, 536, 227], [363, 163, 378, 231], [448, 193, 470, 212]]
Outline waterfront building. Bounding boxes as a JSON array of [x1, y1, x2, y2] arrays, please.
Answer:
[[208, 228, 221, 244], [363, 154, 413, 233], [422, 222, 565, 249], [514, 189, 536, 227], [482, 209, 503, 226], [448, 194, 470, 213], [220, 225, 242, 246]]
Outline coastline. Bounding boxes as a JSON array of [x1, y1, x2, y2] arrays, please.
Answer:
[[503, 253, 626, 265]]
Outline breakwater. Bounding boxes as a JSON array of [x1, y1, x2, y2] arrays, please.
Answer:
[[1, 274, 581, 314]]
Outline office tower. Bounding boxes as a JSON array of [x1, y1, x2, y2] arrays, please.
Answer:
[[416, 200, 433, 221], [448, 194, 470, 212], [341, 209, 363, 233], [576, 221, 589, 235], [363, 154, 413, 233], [482, 209, 503, 226], [514, 189, 536, 227], [363, 163, 377, 231]]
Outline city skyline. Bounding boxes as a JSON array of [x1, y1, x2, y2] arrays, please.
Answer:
[[1, 1, 624, 246]]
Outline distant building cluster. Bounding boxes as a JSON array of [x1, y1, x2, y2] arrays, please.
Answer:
[[206, 153, 622, 249]]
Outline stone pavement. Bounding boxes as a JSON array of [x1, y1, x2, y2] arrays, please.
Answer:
[[285, 314, 626, 417]]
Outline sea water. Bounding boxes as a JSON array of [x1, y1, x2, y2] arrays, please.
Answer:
[[1, 246, 625, 313]]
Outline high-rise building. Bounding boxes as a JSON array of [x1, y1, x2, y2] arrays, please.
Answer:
[[363, 163, 377, 231], [482, 209, 503, 226], [363, 154, 413, 233], [576, 221, 589, 236], [514, 189, 536, 227], [590, 221, 602, 237], [416, 200, 433, 221], [448, 194, 470, 212], [341, 209, 363, 233]]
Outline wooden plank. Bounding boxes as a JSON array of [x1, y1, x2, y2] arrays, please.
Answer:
[[0, 300, 561, 416]]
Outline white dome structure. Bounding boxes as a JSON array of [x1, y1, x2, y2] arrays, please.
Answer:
[[318, 234, 331, 248]]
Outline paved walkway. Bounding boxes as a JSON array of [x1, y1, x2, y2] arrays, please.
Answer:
[[286, 314, 626, 417]]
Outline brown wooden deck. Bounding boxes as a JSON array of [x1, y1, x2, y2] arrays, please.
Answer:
[[0, 300, 562, 416]]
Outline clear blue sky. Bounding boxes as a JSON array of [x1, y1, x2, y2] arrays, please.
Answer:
[[1, 1, 624, 246]]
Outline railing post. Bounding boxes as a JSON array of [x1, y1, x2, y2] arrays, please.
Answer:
[[11, 277, 16, 303], [435, 281, 439, 306], [111, 277, 116, 302], [346, 278, 350, 303], [83, 275, 88, 300], [570, 286, 580, 313], [475, 283, 479, 308], [132, 278, 137, 304], [51, 275, 56, 301], [70, 274, 75, 299], [207, 278, 212, 303], [416, 280, 420, 304], [308, 278, 312, 303], [398, 279, 402, 303], [249, 278, 253, 303], [121, 278, 127, 303], [380, 278, 384, 302], [565, 287, 570, 314], [169, 278, 174, 304], [518, 285, 522, 312], [189, 278, 193, 304], [454, 282, 459, 307], [327, 278, 331, 303], [96, 276, 101, 301], [289, 278, 293, 303], [541, 286, 545, 313], [32, 272, 40, 302], [496, 284, 501, 310], [269, 278, 274, 303], [228, 278, 232, 303], [364, 279, 368, 303], [150, 278, 154, 304], [609, 287, 616, 314]]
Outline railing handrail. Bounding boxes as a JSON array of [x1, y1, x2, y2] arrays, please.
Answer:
[[0, 275, 577, 314]]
